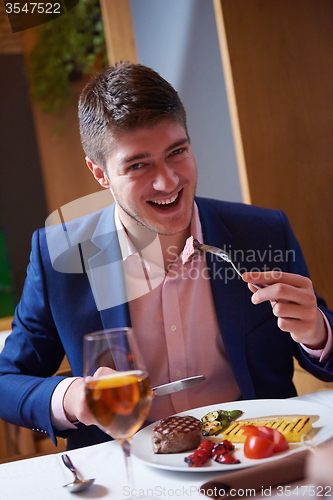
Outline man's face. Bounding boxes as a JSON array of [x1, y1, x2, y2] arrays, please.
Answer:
[[104, 119, 197, 237]]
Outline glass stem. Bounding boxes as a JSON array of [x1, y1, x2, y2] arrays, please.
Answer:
[[120, 438, 134, 487]]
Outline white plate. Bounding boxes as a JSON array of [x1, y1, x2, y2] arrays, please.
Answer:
[[131, 399, 333, 472]]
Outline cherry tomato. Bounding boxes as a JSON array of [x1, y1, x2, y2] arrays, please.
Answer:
[[270, 428, 289, 453], [241, 425, 261, 437], [256, 426, 275, 440], [242, 425, 289, 453], [244, 435, 275, 459], [241, 425, 289, 458]]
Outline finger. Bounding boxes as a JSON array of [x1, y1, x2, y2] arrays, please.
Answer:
[[270, 300, 321, 342], [247, 282, 269, 294], [242, 271, 313, 290], [276, 316, 318, 338], [270, 300, 316, 322], [251, 282, 316, 307], [94, 366, 117, 377], [250, 283, 296, 304], [276, 317, 302, 334]]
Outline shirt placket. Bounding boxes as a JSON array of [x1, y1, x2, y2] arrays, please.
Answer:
[[162, 268, 191, 413]]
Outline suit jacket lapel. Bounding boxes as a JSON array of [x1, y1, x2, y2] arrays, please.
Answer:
[[84, 204, 131, 330], [196, 198, 256, 398]]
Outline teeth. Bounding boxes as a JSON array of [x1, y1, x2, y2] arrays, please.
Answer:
[[151, 193, 178, 205]]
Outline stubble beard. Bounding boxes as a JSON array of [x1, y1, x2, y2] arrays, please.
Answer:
[[116, 192, 196, 237]]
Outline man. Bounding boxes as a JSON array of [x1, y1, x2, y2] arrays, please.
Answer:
[[0, 62, 332, 450]]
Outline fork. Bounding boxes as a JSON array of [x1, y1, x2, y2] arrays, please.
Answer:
[[193, 238, 262, 290]]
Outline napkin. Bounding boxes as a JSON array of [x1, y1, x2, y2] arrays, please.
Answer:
[[200, 450, 309, 499]]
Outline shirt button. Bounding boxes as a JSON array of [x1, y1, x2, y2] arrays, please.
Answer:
[[175, 369, 182, 377], [170, 325, 176, 331]]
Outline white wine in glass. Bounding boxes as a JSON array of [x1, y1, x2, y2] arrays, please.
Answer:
[[84, 327, 153, 492]]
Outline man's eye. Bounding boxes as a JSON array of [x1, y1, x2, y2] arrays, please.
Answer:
[[128, 163, 143, 171], [171, 148, 185, 156]]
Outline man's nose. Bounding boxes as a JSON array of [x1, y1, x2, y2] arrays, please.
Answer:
[[152, 162, 179, 192]]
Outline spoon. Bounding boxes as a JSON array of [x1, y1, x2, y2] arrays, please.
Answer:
[[62, 453, 95, 493]]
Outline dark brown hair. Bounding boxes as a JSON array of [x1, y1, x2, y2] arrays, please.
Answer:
[[78, 61, 188, 168]]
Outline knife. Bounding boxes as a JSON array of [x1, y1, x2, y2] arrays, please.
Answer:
[[152, 375, 206, 396]]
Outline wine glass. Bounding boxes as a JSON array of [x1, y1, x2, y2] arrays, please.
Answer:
[[83, 327, 153, 494]]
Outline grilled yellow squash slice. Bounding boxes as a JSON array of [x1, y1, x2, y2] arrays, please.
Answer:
[[222, 415, 314, 443]]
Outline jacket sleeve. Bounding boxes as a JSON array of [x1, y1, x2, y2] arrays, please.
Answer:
[[280, 210, 333, 379], [0, 229, 71, 444]]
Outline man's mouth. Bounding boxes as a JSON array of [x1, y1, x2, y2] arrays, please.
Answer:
[[147, 190, 181, 209]]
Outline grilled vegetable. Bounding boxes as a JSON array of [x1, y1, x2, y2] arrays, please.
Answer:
[[184, 439, 214, 467], [201, 408, 243, 436], [211, 440, 240, 465], [222, 416, 313, 443], [201, 411, 221, 423], [185, 439, 240, 467], [202, 420, 224, 436], [221, 409, 243, 421]]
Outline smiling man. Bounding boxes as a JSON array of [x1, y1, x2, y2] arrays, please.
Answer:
[[86, 119, 197, 267], [0, 62, 332, 451]]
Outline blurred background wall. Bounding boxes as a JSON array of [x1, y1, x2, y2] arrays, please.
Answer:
[[129, 0, 242, 203], [0, 7, 48, 308], [216, 0, 333, 310]]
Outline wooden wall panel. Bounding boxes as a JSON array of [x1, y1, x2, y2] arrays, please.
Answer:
[[20, 30, 105, 215], [100, 0, 137, 65], [217, 0, 333, 308], [18, 0, 137, 216]]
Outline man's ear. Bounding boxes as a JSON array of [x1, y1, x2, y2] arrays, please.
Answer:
[[85, 157, 110, 188]]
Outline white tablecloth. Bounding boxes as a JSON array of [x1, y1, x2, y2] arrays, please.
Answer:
[[0, 391, 332, 500]]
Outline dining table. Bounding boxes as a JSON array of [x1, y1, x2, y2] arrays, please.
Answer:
[[0, 390, 332, 500]]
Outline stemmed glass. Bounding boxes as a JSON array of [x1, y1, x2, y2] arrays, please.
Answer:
[[83, 327, 153, 492]]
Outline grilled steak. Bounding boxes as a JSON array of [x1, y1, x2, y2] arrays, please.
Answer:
[[152, 415, 202, 454]]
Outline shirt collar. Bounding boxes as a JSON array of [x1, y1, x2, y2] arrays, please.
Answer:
[[114, 205, 137, 260], [114, 202, 203, 262]]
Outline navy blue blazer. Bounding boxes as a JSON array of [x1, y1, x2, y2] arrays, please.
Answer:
[[0, 197, 332, 449]]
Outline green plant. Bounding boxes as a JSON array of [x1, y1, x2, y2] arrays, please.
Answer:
[[27, 0, 107, 113]]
